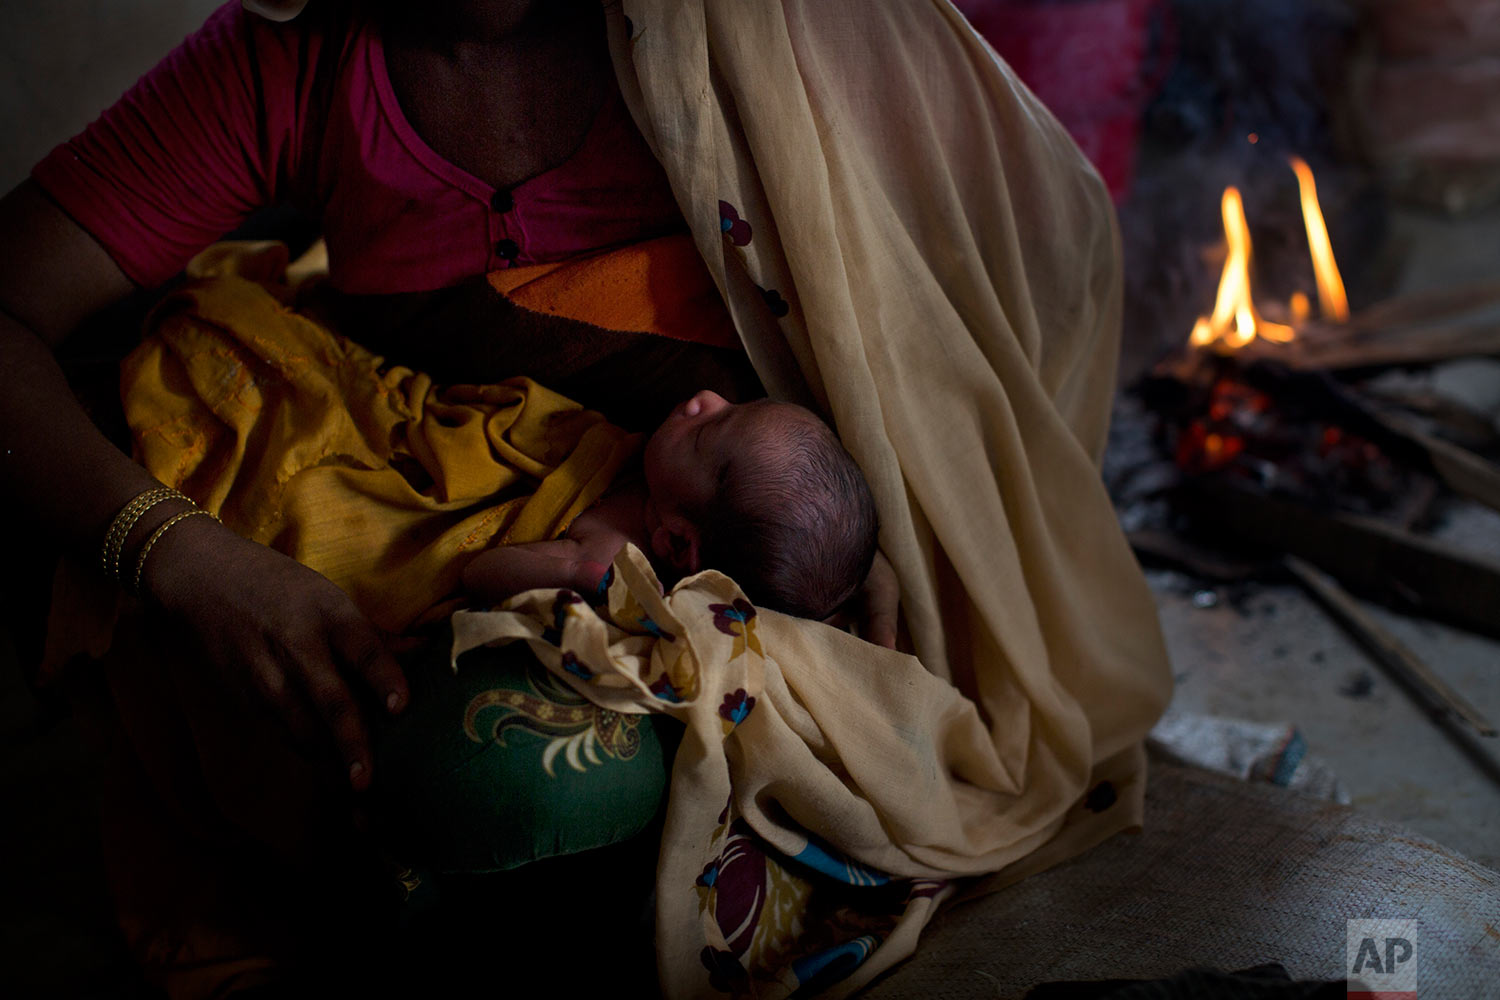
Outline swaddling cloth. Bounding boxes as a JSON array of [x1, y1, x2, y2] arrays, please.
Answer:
[[124, 260, 639, 633]]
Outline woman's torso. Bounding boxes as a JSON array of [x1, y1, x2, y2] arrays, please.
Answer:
[[33, 1, 688, 296], [33, 1, 760, 425], [286, 2, 690, 294]]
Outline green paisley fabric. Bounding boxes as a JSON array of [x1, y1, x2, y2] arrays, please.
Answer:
[[374, 632, 678, 874]]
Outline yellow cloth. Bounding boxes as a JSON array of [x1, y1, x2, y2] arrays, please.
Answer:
[[445, 2, 1175, 996], [122, 266, 639, 633]]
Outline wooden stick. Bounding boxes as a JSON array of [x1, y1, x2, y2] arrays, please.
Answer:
[[1127, 529, 1269, 582], [1370, 412, 1500, 515], [1257, 364, 1500, 517], [1347, 278, 1500, 332], [1285, 555, 1497, 738], [1211, 277, 1500, 371], [1132, 517, 1498, 737], [1180, 479, 1500, 639]]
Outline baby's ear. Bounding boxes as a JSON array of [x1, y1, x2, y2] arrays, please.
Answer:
[[651, 516, 701, 574]]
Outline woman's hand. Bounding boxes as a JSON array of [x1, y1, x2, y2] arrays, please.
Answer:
[[823, 550, 899, 646], [858, 550, 900, 649], [140, 511, 409, 791], [0, 182, 405, 790]]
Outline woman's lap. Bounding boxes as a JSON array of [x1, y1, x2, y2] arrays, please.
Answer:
[[85, 609, 675, 994], [68, 276, 733, 992]]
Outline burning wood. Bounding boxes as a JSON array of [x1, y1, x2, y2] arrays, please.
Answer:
[[1160, 154, 1500, 518], [1181, 158, 1500, 371], [1275, 279, 1500, 371], [1123, 150, 1500, 753]]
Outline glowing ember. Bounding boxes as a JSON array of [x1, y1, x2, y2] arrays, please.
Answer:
[[1188, 158, 1349, 351]]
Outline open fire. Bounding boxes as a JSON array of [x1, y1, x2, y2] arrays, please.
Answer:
[[1167, 157, 1394, 486], [1188, 157, 1349, 351], [1111, 1, 1500, 751], [1159, 158, 1416, 506], [1127, 159, 1500, 738]]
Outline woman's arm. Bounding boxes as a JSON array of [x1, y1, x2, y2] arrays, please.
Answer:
[[0, 182, 408, 790], [0, 182, 147, 533]]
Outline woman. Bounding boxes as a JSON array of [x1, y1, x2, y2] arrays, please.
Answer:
[[2, 0, 1170, 995], [6, 0, 766, 785]]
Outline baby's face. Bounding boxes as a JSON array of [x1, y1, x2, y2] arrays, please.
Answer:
[[643, 390, 740, 518], [643, 390, 790, 518]]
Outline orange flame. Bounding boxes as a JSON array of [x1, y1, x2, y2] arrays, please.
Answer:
[[1189, 158, 1348, 351], [1189, 186, 1295, 350], [1289, 155, 1348, 322]]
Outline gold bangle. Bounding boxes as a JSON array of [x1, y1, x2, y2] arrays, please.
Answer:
[[101, 488, 172, 576], [131, 508, 219, 596], [101, 487, 187, 582]]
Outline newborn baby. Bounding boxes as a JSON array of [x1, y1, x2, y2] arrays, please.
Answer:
[[463, 390, 879, 621]]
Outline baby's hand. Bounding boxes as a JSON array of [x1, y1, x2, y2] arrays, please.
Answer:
[[462, 540, 606, 602]]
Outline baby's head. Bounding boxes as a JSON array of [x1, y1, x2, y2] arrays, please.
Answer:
[[642, 390, 879, 620]]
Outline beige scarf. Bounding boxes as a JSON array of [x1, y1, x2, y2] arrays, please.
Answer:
[[454, 1, 1173, 995]]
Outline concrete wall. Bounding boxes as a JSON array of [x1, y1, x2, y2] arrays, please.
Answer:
[[0, 1, 224, 190]]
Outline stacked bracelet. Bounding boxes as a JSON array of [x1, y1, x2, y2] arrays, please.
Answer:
[[100, 486, 220, 595], [100, 487, 185, 581], [131, 508, 218, 595]]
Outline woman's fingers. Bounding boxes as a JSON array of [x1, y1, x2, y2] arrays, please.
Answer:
[[302, 666, 374, 790], [290, 609, 409, 791], [860, 551, 900, 649], [252, 656, 320, 751], [145, 517, 406, 789], [331, 616, 409, 716]]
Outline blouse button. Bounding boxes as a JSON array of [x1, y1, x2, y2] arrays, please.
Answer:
[[490, 189, 514, 213], [495, 238, 520, 261]]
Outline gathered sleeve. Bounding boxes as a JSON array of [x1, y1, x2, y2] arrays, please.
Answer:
[[30, 2, 313, 289]]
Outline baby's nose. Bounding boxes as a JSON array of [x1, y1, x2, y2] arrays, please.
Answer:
[[683, 389, 729, 418]]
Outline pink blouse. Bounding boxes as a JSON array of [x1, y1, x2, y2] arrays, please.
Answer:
[[32, 2, 687, 294]]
